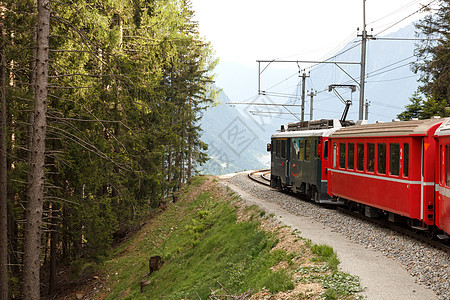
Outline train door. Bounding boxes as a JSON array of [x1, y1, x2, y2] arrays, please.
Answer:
[[333, 143, 337, 168], [282, 139, 291, 185], [419, 122, 441, 228], [320, 138, 328, 180], [437, 141, 450, 236]]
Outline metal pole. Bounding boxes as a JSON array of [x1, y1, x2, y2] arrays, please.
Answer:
[[359, 0, 367, 121], [258, 61, 261, 94], [365, 100, 370, 120], [301, 72, 306, 122], [308, 90, 316, 121]]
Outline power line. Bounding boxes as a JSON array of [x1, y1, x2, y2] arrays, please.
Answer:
[[374, 0, 439, 36], [251, 0, 435, 121], [370, 100, 404, 110], [263, 72, 299, 92], [372, 37, 440, 41], [367, 74, 418, 82], [319, 33, 359, 62], [367, 0, 422, 26], [368, 61, 413, 78], [335, 55, 416, 86]]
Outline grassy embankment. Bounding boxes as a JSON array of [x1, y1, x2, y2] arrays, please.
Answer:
[[97, 176, 363, 299]]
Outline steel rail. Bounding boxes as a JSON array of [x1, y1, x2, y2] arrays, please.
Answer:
[[248, 169, 271, 187], [336, 207, 450, 254]]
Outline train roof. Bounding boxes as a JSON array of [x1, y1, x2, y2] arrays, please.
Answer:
[[435, 118, 450, 136], [272, 126, 341, 139], [330, 118, 445, 138], [271, 119, 348, 139]]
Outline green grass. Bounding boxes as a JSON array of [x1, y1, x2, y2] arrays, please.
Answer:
[[311, 244, 340, 272], [295, 243, 363, 299], [102, 177, 294, 299], [98, 176, 362, 300]]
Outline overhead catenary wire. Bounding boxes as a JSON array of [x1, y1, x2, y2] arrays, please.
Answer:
[[256, 49, 417, 120], [367, 0, 423, 26], [374, 0, 439, 36], [237, 1, 437, 122], [367, 74, 418, 82], [335, 55, 416, 86]]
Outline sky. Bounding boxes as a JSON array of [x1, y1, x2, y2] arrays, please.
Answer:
[[191, 0, 433, 65], [190, 0, 438, 123]]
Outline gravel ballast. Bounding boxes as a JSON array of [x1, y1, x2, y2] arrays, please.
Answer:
[[221, 172, 449, 300]]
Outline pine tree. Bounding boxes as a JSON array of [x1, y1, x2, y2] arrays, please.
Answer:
[[0, 3, 8, 298], [413, 0, 449, 102], [397, 92, 423, 120], [23, 0, 50, 298], [3, 0, 217, 296], [398, 0, 449, 119]]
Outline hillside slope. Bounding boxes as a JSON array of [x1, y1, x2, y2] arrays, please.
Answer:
[[88, 176, 362, 299]]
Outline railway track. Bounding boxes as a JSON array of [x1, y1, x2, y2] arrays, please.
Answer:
[[247, 169, 450, 254], [336, 206, 450, 254], [248, 169, 271, 186]]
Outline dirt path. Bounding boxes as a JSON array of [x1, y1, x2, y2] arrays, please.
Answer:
[[220, 178, 437, 300]]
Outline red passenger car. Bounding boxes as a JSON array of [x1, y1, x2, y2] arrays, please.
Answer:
[[327, 119, 446, 234], [434, 119, 450, 237]]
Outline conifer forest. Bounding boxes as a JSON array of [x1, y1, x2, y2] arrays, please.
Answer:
[[0, 0, 449, 298], [0, 0, 217, 298]]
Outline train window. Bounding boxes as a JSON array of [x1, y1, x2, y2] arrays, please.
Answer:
[[276, 140, 281, 158], [339, 143, 346, 168], [305, 139, 311, 161], [333, 143, 337, 168], [298, 139, 304, 161], [357, 143, 364, 171], [446, 145, 450, 186], [442, 145, 446, 185], [314, 139, 318, 158], [281, 140, 286, 159], [348, 143, 355, 170], [403, 143, 409, 177], [367, 143, 375, 172], [378, 143, 387, 174], [441, 145, 444, 184], [390, 143, 400, 176], [324, 140, 329, 160]]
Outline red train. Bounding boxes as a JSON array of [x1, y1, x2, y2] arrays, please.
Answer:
[[270, 118, 450, 239]]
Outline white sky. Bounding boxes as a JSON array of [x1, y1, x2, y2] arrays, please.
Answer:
[[191, 0, 433, 65]]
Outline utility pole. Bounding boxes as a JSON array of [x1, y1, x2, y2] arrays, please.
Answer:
[[300, 71, 309, 122], [365, 100, 370, 120], [307, 90, 317, 121], [358, 0, 372, 121]]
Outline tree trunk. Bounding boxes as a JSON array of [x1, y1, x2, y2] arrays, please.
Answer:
[[0, 6, 9, 299], [187, 99, 193, 180], [181, 132, 185, 184], [23, 0, 50, 299], [187, 133, 192, 180], [48, 203, 58, 295], [167, 147, 172, 196]]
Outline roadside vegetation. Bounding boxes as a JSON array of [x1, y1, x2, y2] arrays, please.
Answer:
[[93, 176, 363, 299]]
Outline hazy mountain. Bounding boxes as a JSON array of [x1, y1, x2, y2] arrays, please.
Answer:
[[200, 91, 269, 175]]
